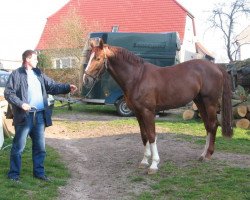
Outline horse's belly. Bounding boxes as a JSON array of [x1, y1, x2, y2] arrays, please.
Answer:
[[156, 94, 196, 110], [156, 102, 188, 111]]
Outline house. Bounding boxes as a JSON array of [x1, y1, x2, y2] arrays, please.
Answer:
[[196, 42, 215, 62], [236, 25, 250, 61], [36, 0, 213, 68]]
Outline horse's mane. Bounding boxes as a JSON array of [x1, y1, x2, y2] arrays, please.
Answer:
[[107, 45, 144, 65]]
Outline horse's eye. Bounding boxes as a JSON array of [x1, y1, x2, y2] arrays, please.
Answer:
[[96, 57, 101, 61]]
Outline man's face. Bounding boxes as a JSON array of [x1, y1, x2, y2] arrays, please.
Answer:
[[26, 53, 38, 68]]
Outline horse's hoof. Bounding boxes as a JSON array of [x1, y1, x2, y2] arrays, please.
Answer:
[[148, 168, 158, 175], [198, 156, 210, 162], [138, 163, 149, 169]]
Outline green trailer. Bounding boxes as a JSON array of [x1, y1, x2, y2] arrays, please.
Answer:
[[82, 32, 181, 116]]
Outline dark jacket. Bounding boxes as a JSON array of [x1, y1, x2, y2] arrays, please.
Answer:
[[4, 66, 71, 127]]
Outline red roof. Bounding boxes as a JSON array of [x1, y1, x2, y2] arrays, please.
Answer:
[[36, 0, 195, 50]]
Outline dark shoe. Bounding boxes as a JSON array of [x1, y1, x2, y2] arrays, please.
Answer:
[[34, 175, 51, 182], [8, 177, 20, 183]]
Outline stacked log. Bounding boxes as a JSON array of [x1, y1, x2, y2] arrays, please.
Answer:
[[0, 100, 15, 137], [182, 62, 250, 129], [182, 102, 199, 120], [215, 103, 250, 129], [233, 104, 250, 129], [230, 86, 250, 129], [183, 101, 250, 129], [2, 116, 14, 137]]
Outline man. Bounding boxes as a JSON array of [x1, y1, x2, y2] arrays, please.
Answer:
[[4, 50, 77, 182]]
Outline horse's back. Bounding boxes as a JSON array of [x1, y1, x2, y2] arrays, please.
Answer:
[[134, 59, 223, 110], [175, 59, 224, 95], [144, 59, 222, 86], [145, 59, 220, 75], [170, 59, 221, 75], [161, 59, 223, 86]]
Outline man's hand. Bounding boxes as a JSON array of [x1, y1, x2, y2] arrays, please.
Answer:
[[22, 103, 31, 111], [70, 84, 77, 93]]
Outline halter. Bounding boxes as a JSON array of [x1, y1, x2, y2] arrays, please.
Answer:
[[103, 47, 108, 69], [83, 47, 108, 81], [83, 47, 109, 97], [83, 71, 98, 82]]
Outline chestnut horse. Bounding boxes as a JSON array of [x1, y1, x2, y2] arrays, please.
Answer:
[[83, 38, 233, 174]]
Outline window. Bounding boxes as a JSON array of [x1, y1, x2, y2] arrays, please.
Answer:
[[54, 57, 77, 69], [111, 25, 119, 32], [61, 58, 70, 68], [71, 59, 77, 67], [56, 60, 61, 69]]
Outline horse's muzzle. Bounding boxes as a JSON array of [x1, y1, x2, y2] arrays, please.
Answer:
[[83, 75, 94, 88]]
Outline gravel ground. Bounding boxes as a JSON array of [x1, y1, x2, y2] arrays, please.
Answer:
[[43, 111, 250, 200]]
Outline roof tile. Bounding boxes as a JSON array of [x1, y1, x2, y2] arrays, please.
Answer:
[[36, 0, 193, 50]]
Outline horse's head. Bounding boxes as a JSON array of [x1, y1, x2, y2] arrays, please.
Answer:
[[83, 38, 107, 88]]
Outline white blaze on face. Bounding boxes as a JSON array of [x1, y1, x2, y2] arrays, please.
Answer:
[[83, 52, 95, 81]]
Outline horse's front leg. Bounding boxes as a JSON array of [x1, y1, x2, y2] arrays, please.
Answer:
[[139, 139, 160, 173], [139, 141, 151, 168], [141, 110, 160, 174], [136, 115, 151, 168], [148, 136, 160, 174]]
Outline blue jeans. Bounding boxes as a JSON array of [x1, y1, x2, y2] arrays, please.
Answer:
[[8, 111, 46, 179]]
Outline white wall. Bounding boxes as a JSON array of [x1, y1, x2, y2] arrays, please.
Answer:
[[180, 15, 197, 62], [239, 43, 250, 60], [236, 26, 250, 61], [0, 60, 21, 70]]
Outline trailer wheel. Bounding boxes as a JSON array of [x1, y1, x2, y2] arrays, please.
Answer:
[[115, 98, 133, 117]]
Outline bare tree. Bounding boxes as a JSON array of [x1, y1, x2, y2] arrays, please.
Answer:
[[40, 8, 101, 93], [209, 0, 250, 62]]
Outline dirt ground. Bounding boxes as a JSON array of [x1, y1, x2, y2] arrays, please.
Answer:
[[43, 110, 250, 200]]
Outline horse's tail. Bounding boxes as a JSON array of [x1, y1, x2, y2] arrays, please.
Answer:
[[219, 65, 233, 138]]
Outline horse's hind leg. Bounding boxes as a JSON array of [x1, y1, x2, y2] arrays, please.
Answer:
[[194, 98, 218, 161]]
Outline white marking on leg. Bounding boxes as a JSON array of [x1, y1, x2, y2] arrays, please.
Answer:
[[201, 133, 211, 158], [140, 141, 151, 166], [83, 52, 95, 81], [149, 138, 160, 170]]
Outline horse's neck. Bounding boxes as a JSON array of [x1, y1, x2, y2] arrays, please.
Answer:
[[108, 57, 141, 92]]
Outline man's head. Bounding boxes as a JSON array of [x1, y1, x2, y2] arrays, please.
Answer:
[[22, 50, 38, 68]]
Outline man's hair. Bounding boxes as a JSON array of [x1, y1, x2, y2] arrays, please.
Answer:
[[22, 50, 37, 64]]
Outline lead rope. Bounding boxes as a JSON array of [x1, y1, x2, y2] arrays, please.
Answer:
[[104, 47, 108, 69], [84, 78, 98, 98], [29, 106, 37, 126]]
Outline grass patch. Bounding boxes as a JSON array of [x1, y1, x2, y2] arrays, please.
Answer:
[[0, 137, 70, 200], [54, 112, 250, 155], [52, 102, 250, 154], [135, 161, 250, 200], [53, 101, 117, 115], [57, 117, 138, 132], [156, 119, 206, 136], [156, 119, 250, 154], [2, 103, 246, 199]]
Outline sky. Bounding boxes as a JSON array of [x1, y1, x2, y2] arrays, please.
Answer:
[[0, 0, 69, 62], [177, 0, 249, 62], [0, 0, 249, 64]]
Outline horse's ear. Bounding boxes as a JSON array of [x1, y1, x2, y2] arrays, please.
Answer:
[[89, 37, 104, 49], [99, 38, 104, 49], [89, 38, 96, 48]]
